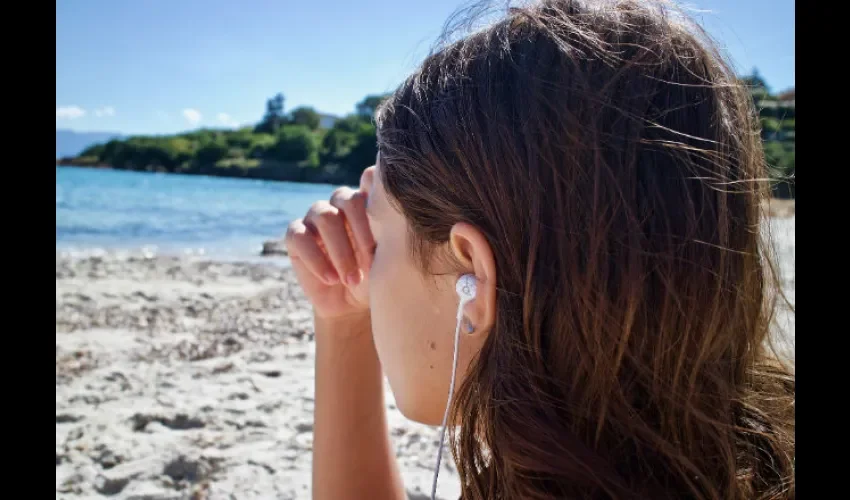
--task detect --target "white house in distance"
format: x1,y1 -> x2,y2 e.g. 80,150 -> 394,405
319,113 -> 338,129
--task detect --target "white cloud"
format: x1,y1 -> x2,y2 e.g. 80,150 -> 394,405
94,106 -> 116,117
56,106 -> 86,120
182,108 -> 202,126
217,112 -> 239,127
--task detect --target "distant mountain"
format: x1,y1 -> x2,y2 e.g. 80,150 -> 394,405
56,129 -> 123,158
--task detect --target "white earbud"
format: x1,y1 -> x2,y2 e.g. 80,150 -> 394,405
455,273 -> 477,301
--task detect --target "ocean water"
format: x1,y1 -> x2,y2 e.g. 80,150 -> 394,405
56,167 -> 341,260
55,165 -> 795,279
55,165 -> 794,350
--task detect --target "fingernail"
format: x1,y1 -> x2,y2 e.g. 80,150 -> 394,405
325,272 -> 340,285
346,271 -> 361,286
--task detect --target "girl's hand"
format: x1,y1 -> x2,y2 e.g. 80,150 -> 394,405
285,168 -> 375,320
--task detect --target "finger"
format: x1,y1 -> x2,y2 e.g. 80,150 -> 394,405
305,201 -> 361,287
285,218 -> 339,285
330,187 -> 375,271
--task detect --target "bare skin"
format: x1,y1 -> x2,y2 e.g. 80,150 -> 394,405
286,163 -> 496,498
285,166 -> 405,500
311,314 -> 405,500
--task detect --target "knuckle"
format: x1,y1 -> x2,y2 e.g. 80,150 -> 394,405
314,210 -> 339,228
284,220 -> 303,241
284,233 -> 306,254
286,219 -> 302,233
348,190 -> 366,209
330,187 -> 355,207
308,200 -> 327,215
331,186 -> 352,198
307,202 -> 338,227
290,231 -> 311,245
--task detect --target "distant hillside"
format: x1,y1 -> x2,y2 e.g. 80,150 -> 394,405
55,92 -> 387,186
56,130 -> 122,158
56,79 -> 794,198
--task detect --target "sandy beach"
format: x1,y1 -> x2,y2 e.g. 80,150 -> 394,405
56,254 -> 460,500
56,216 -> 794,499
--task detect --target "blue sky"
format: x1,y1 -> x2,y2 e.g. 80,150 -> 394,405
57,0 -> 795,135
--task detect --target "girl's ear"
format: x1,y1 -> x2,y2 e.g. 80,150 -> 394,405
449,222 -> 497,337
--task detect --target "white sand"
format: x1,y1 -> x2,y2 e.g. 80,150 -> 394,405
56,255 -> 460,499
56,216 -> 794,499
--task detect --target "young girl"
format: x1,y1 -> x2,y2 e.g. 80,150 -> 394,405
285,0 -> 795,498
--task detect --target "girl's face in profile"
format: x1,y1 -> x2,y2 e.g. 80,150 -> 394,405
364,159 -> 478,426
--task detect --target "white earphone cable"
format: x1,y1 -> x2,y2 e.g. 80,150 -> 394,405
431,296 -> 468,500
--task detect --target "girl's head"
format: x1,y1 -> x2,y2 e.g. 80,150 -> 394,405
365,0 -> 794,497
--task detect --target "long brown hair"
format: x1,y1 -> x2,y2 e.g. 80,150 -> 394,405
376,0 -> 794,498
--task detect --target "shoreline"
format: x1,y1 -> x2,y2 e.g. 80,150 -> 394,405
57,165 -> 796,210
56,161 -> 361,187
56,245 -> 293,267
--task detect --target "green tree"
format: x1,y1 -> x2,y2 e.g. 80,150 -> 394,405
162,137 -> 194,168
321,127 -> 358,164
80,143 -> 107,158
332,114 -> 373,133
741,67 -> 769,92
196,142 -> 229,166
321,114 -> 377,167
267,125 -> 319,166
343,124 -> 378,174
760,117 -> 782,140
101,139 -> 137,168
256,93 -> 286,134
225,127 -> 260,149
355,93 -> 391,119
248,134 -> 277,158
290,106 -> 321,130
